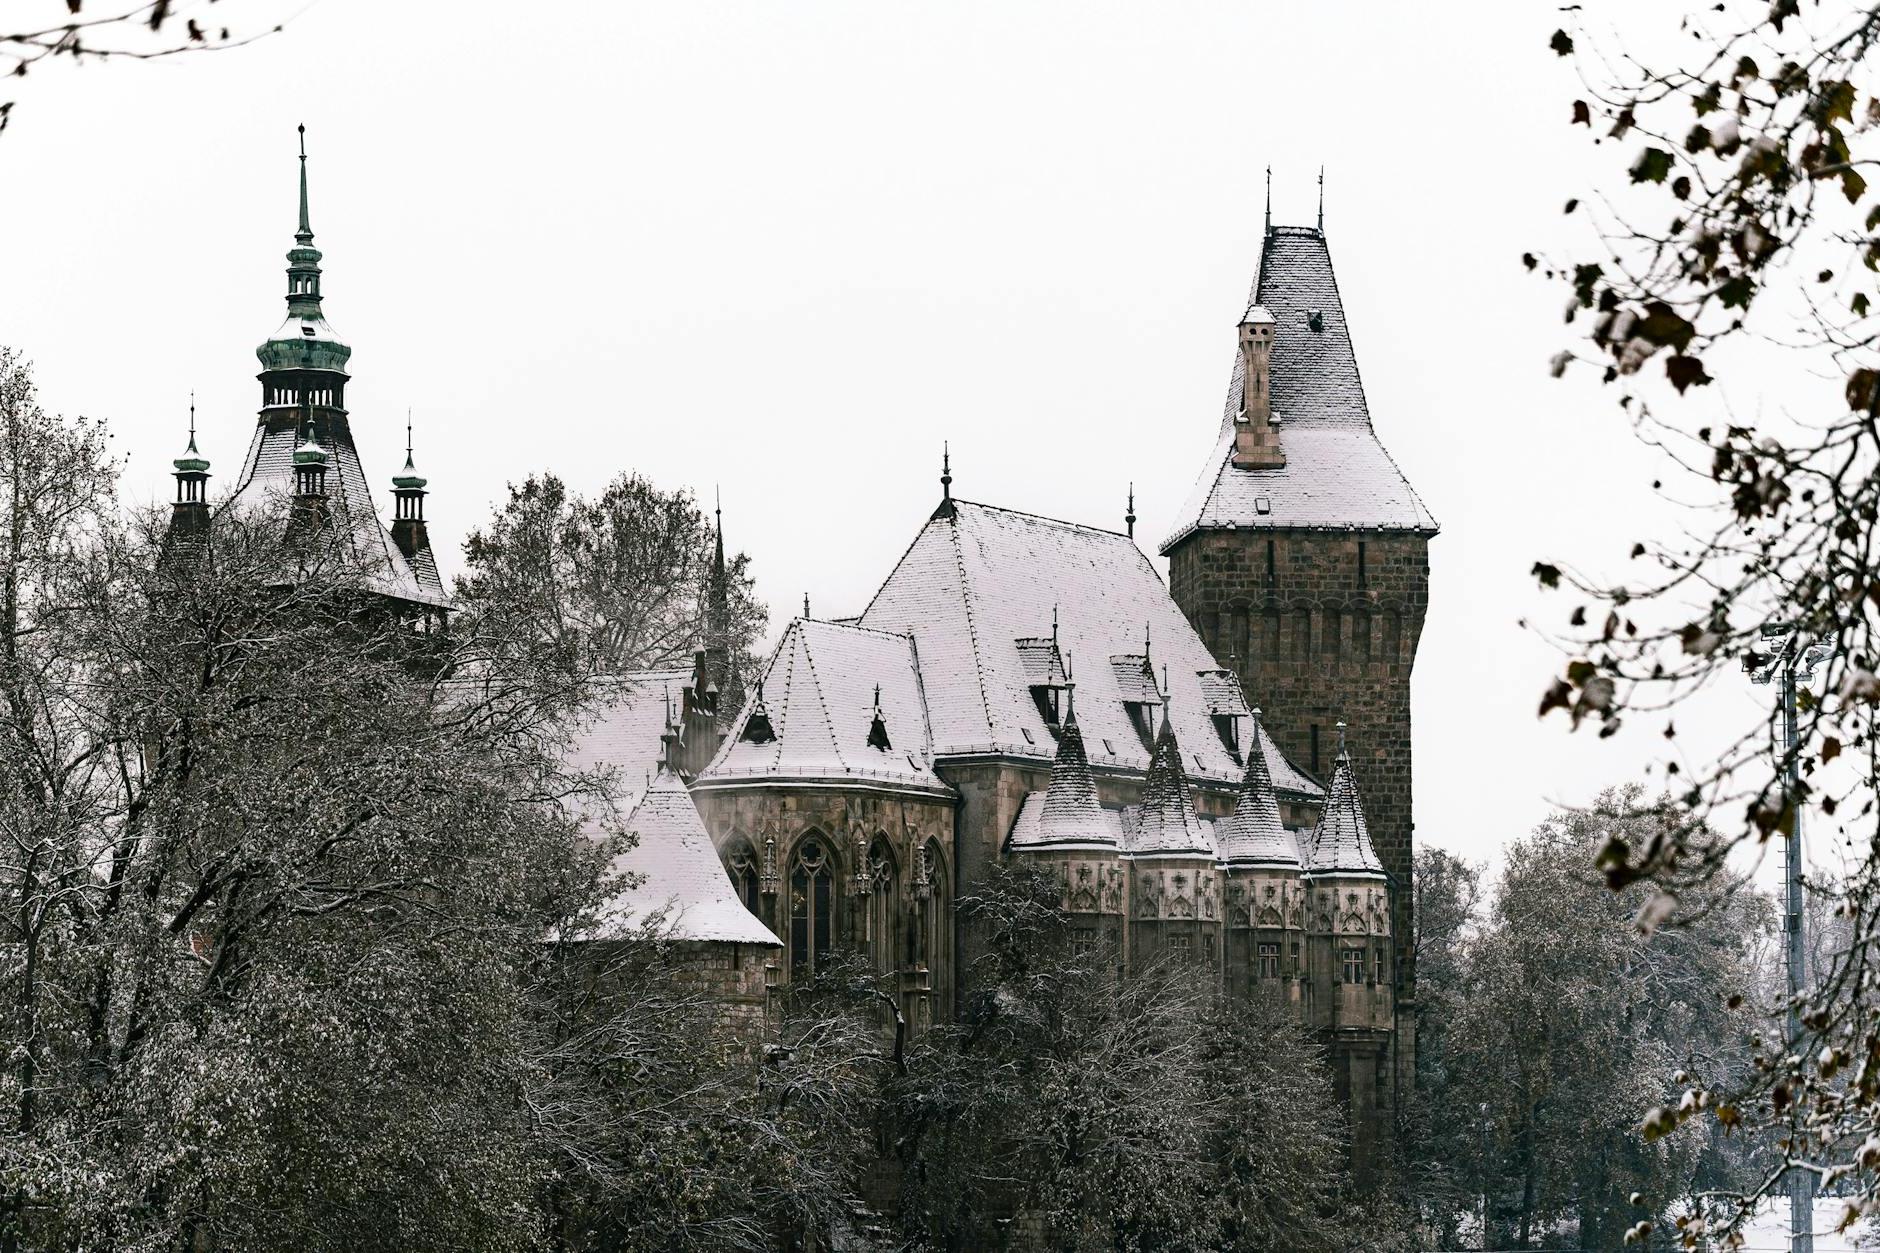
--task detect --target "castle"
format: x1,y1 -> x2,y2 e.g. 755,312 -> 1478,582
171,138 -> 1436,1171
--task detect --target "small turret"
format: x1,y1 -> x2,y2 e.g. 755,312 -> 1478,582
1304,723 -> 1384,878
170,395 -> 211,540
1130,707 -> 1214,858
1012,674 -> 1117,850
292,416 -> 329,499
389,413 -> 432,567
1217,709 -> 1296,869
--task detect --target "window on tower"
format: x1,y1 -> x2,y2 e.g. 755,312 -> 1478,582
1341,947 -> 1367,985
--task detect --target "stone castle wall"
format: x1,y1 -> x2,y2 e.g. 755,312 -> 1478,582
1165,528 -> 1428,981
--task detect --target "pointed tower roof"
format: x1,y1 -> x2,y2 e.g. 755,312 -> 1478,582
1127,711 -> 1215,858
173,394 -> 209,475
594,767 -> 781,946
392,413 -> 426,490
1216,709 -> 1299,868
1008,693 -> 1120,851
1162,221 -> 1436,549
258,125 -> 351,376
1304,725 -> 1385,877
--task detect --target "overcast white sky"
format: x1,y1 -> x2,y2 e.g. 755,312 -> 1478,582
0,0 -> 1808,871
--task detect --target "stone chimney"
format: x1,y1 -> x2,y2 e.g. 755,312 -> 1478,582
1232,306 -> 1285,470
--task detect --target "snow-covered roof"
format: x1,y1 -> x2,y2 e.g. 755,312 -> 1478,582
858,499 -> 1320,796
1006,714 -> 1119,851
698,618 -> 948,795
1214,711 -> 1298,869
564,670 -> 696,806
229,414 -> 448,607
1303,742 -> 1385,879
1125,717 -> 1216,858
1161,227 -> 1437,548
593,768 -> 781,946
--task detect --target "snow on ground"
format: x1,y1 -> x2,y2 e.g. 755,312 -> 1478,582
1732,1198 -> 1862,1252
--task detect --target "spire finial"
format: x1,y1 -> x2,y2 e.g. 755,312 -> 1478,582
1125,482 -> 1136,539
187,390 -> 197,453
405,407 -> 413,462
941,441 -> 952,501
1051,604 -> 1059,649
1317,165 -> 1325,232
803,593 -> 811,620
1335,719 -> 1348,759
1064,651 -> 1077,723
296,124 -> 313,245
1264,165 -> 1272,236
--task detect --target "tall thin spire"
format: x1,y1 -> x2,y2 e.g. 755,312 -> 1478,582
941,442 -> 952,500
1264,165 -> 1272,236
1317,165 -> 1325,232
296,123 -> 313,245
1125,482 -> 1136,539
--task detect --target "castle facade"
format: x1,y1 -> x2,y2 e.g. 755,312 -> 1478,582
175,138 -> 1436,1172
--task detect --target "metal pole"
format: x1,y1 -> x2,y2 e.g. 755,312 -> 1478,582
1781,660 -> 1814,1253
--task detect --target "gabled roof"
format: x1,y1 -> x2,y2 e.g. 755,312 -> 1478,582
858,499 -> 1320,797
230,417 -> 448,608
1303,741 -> 1385,878
1125,717 -> 1216,858
698,618 -> 948,794
1162,226 -> 1437,549
1215,711 -> 1298,869
593,768 -> 781,946
1007,713 -> 1119,851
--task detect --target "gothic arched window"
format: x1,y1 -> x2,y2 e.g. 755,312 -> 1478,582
789,837 -> 835,980
922,840 -> 950,1008
725,838 -> 762,918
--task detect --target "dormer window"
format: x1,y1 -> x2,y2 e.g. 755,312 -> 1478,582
1015,635 -> 1068,734
1124,701 -> 1157,753
866,684 -> 892,751
740,682 -> 776,744
1212,712 -> 1242,761
1196,668 -> 1250,764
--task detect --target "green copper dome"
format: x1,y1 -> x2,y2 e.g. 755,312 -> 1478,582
173,431 -> 209,475
392,452 -> 427,491
293,432 -> 329,466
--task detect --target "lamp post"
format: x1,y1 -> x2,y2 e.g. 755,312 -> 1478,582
1745,624 -> 1832,1253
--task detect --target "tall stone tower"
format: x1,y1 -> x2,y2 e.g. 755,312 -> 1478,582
1161,218 -> 1436,1114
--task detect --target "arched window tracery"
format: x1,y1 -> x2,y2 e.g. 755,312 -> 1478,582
723,836 -> 762,918
789,834 -> 836,980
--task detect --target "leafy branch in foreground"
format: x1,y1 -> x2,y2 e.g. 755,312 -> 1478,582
1539,2 -> 1880,1241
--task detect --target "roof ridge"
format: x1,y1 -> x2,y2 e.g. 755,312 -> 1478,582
791,619 -> 850,774
951,498 -> 1132,540
799,616 -> 918,644
941,510 -> 1000,746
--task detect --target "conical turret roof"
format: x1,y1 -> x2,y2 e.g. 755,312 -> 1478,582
1009,703 -> 1118,850
1304,729 -> 1384,877
1128,712 -> 1215,857
1216,710 -> 1298,868
595,767 -> 782,946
